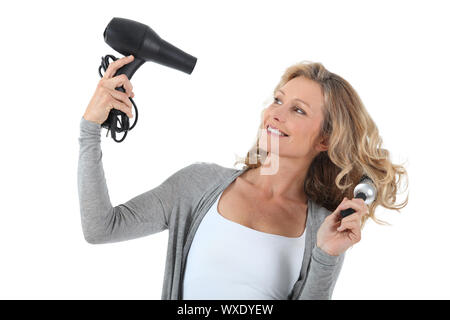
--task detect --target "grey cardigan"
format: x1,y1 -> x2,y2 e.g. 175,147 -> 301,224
77,116 -> 345,300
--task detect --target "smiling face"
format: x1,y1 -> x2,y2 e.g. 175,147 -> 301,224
259,76 -> 328,160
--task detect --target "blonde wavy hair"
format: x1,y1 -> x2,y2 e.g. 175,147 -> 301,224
234,61 -> 409,227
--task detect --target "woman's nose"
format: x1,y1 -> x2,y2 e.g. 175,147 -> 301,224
272,107 -> 288,122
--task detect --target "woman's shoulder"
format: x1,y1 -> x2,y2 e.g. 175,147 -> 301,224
192,161 -> 241,175
171,161 -> 242,186
309,199 -> 334,227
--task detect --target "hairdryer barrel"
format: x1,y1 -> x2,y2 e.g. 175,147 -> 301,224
103,17 -> 197,79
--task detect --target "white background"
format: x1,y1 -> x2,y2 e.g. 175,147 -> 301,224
1,0 -> 448,299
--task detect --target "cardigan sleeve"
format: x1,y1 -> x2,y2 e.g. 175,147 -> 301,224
297,246 -> 346,299
77,116 -> 196,244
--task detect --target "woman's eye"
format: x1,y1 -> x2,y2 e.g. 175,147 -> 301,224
294,107 -> 305,115
273,97 -> 282,104
273,97 -> 306,115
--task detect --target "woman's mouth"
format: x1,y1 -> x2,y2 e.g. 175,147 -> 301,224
266,124 -> 289,137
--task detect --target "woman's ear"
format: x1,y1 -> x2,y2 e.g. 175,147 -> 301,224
315,135 -> 329,152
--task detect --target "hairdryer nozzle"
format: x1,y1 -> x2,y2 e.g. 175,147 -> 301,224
157,39 -> 197,74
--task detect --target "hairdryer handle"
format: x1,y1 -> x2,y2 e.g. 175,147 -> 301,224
100,85 -> 132,134
114,57 -> 145,80
340,192 -> 367,218
104,57 -> 144,132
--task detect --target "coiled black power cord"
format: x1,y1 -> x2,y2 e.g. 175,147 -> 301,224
98,54 -> 138,143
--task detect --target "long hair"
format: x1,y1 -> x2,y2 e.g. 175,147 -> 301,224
234,61 -> 409,227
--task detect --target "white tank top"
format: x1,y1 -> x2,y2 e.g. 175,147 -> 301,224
182,190 -> 307,300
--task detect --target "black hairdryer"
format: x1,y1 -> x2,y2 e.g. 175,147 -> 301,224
340,175 -> 377,218
98,17 -> 197,142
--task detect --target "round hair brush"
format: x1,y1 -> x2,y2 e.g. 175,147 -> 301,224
340,175 -> 377,218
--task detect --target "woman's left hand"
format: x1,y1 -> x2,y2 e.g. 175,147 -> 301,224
316,197 -> 369,256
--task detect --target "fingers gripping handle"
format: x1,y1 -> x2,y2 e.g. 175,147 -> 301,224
340,193 -> 367,218
101,85 -> 139,143
99,56 -> 143,142
115,57 -> 145,81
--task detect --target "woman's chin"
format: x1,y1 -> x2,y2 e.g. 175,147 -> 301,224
258,143 -> 286,155
258,148 -> 286,159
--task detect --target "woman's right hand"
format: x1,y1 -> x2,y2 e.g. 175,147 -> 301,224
83,55 -> 136,125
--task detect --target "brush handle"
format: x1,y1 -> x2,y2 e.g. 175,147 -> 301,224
340,192 -> 367,218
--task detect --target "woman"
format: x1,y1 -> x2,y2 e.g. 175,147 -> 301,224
78,55 -> 408,300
